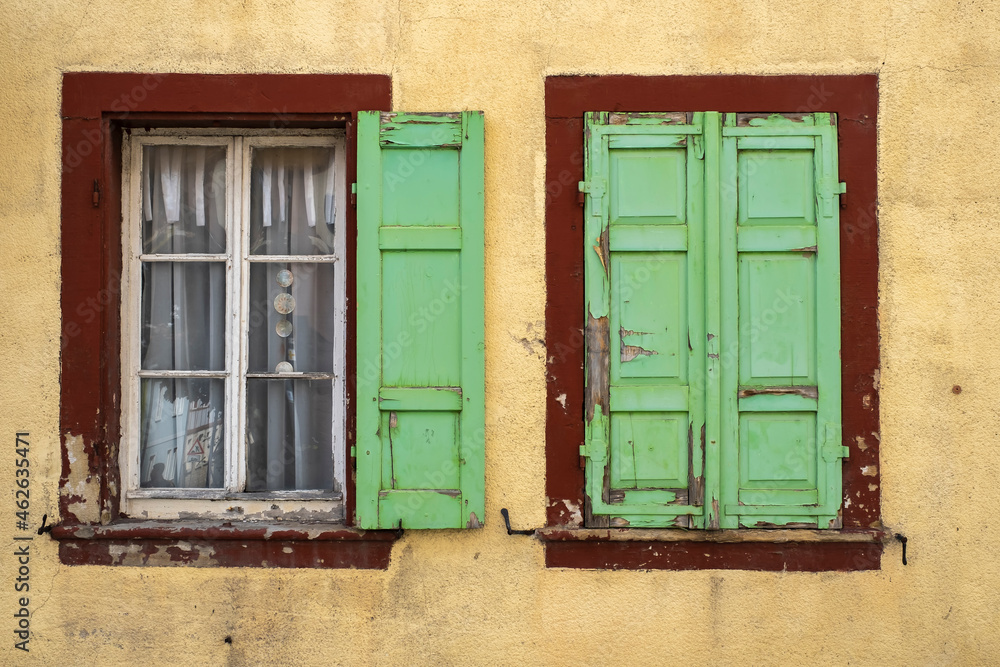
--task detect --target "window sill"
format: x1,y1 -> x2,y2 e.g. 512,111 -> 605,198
536,526 -> 885,571
537,527 -> 883,543
51,520 -> 399,569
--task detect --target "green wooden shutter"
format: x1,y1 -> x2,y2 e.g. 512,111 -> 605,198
718,113 -> 846,529
582,112 -> 845,530
582,112 -> 708,528
356,111 -> 485,529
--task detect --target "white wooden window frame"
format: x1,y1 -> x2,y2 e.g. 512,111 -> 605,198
120,128 -> 348,521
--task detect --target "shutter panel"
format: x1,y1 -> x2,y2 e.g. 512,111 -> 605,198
718,113 -> 845,529
356,111 -> 485,529
582,112 -> 707,528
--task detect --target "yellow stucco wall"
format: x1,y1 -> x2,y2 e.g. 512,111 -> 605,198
1,0 -> 998,664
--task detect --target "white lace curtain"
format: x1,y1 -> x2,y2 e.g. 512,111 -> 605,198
140,145 -> 227,488
138,144 -> 337,492
247,147 -> 337,492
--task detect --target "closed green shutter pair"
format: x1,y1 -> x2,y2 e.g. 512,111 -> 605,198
356,111 -> 485,529
581,112 -> 847,529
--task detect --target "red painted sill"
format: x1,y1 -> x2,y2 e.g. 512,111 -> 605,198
51,521 -> 398,569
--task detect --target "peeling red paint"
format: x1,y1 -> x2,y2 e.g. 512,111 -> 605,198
52,522 -> 396,568
165,545 -> 205,564
52,522 -> 398,542
59,538 -> 392,569
546,498 -> 581,525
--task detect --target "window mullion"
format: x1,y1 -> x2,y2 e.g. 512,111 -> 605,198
229,135 -> 246,494
703,112 -> 724,530
718,113 -> 741,530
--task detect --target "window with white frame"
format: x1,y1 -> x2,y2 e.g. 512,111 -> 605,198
120,129 -> 347,519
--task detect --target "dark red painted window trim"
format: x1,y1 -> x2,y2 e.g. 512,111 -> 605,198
542,75 -> 883,571
58,72 -> 396,568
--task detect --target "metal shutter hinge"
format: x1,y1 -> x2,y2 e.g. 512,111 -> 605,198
578,180 -> 606,213
692,134 -> 705,159
579,433 -> 607,464
822,423 -> 849,462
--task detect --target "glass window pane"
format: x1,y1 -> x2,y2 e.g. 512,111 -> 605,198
140,378 -> 225,489
247,262 -> 335,373
141,262 -> 226,371
249,146 -> 337,255
246,379 -> 334,492
141,145 -> 227,254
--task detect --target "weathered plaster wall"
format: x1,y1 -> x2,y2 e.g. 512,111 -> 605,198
1,0 -> 997,663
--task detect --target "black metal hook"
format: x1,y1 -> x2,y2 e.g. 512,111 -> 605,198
37,514 -> 53,535
895,533 -> 908,566
500,508 -> 535,536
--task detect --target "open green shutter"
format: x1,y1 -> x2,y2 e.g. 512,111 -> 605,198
582,112 -> 707,528
356,111 -> 485,529
718,113 -> 845,529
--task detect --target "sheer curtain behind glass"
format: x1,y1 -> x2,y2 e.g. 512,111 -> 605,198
139,144 -> 227,489
247,146 -> 337,492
